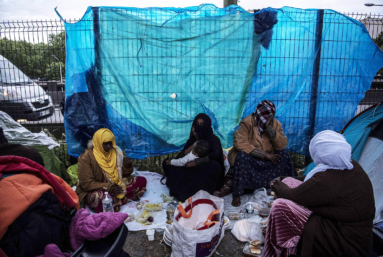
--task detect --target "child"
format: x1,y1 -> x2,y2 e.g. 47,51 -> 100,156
166,140 -> 210,166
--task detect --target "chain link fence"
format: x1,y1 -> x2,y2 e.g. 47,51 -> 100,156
0,11 -> 382,170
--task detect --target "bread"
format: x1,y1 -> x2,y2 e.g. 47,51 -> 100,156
249,245 -> 261,254
250,240 -> 262,246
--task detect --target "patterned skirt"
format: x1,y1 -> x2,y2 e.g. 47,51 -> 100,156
263,177 -> 312,257
232,149 -> 295,196
87,176 -> 147,213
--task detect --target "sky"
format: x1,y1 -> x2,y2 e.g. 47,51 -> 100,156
0,0 -> 382,21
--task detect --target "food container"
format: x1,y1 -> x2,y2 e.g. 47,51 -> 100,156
259,208 -> 270,218
262,201 -> 269,209
161,193 -> 174,203
166,206 -> 175,220
243,242 -> 263,256
145,202 -> 163,212
228,212 -> 241,220
146,229 -> 155,241
136,210 -> 151,224
223,216 -> 230,229
260,217 -> 268,236
136,202 -> 145,210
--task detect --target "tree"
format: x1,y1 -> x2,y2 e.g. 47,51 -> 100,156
0,31 -> 65,80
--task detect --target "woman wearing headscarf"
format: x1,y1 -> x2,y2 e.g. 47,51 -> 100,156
76,128 -> 147,212
225,100 -> 295,206
162,113 -> 225,202
264,130 -> 375,257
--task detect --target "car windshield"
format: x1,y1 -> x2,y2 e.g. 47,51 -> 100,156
0,55 -> 31,85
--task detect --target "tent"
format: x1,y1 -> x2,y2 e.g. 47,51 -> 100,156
304,103 -> 383,225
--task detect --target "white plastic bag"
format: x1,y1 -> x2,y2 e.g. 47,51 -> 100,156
231,216 -> 264,242
253,188 -> 269,203
171,190 -> 225,257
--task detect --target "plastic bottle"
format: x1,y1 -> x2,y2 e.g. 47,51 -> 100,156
102,192 -> 114,212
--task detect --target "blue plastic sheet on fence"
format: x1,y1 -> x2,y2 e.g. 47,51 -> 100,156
56,5 -> 383,159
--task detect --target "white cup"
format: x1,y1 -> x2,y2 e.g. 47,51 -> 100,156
146,229 -> 155,241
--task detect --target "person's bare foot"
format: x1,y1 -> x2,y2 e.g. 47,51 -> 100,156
231,196 -> 241,207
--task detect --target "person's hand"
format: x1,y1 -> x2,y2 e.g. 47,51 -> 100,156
123,157 -> 132,167
192,126 -> 198,139
265,153 -> 281,164
111,185 -> 124,195
269,177 -> 280,187
265,114 -> 274,129
185,161 -> 196,167
166,159 -> 171,165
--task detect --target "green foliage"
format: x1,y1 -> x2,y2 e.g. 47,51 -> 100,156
42,128 -> 71,167
0,32 -> 65,80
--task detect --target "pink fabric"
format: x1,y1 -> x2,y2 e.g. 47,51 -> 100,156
36,244 -> 72,257
69,208 -> 128,251
264,178 -> 312,257
87,176 -> 147,213
0,248 -> 8,257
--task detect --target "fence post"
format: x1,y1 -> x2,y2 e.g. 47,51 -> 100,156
92,7 -> 101,78
305,9 -> 324,165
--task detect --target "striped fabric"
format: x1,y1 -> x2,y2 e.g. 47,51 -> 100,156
264,177 -> 312,257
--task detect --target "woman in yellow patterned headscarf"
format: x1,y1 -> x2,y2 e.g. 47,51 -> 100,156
92,128 -> 121,185
76,128 -> 147,213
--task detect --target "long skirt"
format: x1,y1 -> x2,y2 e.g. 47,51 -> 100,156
87,176 -> 147,213
162,160 -> 224,202
263,177 -> 312,257
232,150 -> 295,196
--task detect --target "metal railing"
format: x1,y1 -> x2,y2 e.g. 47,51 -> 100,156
0,11 -> 382,168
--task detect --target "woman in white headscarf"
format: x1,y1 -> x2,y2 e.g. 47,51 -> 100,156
263,130 -> 375,257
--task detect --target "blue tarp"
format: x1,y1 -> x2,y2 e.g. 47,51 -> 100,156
304,104 -> 383,174
57,5 -> 383,159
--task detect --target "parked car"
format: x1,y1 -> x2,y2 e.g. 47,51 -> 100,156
0,55 -> 54,121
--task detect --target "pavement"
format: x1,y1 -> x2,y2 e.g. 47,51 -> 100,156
123,230 -> 246,257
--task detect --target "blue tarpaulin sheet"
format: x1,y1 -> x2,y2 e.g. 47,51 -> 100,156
56,5 -> 383,159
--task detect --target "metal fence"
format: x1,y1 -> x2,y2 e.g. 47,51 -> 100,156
0,10 -> 382,167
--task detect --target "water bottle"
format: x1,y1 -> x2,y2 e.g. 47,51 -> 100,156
102,192 -> 114,212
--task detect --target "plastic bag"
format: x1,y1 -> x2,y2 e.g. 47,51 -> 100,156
67,164 -> 78,186
171,190 -> 225,257
231,216 -> 264,242
253,188 -> 269,204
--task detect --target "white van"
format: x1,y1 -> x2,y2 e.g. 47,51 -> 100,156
0,55 -> 54,121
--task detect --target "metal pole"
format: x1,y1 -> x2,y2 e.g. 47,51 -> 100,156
306,9 -> 324,166
51,54 -> 63,83
364,3 -> 383,6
